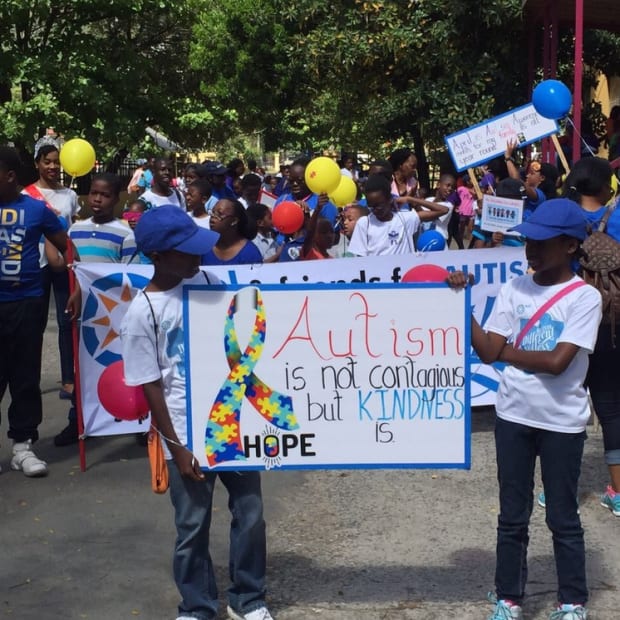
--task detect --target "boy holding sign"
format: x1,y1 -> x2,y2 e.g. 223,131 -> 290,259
120,206 -> 275,620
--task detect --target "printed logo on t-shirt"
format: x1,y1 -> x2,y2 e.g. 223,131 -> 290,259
0,207 -> 26,285
388,230 -> 400,245
287,246 -> 301,260
519,313 -> 563,351
166,326 -> 186,378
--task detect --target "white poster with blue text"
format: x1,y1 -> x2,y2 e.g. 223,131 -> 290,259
445,103 -> 558,172
184,283 -> 470,470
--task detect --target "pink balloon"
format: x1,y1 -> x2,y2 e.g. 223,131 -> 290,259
97,360 -> 149,421
402,264 -> 450,283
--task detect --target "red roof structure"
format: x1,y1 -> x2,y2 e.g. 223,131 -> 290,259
522,0 -> 620,163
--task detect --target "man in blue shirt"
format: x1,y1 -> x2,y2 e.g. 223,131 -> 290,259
205,161 -> 237,201
0,147 -> 68,476
275,157 -> 339,226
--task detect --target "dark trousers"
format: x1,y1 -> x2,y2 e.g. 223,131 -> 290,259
494,417 -> 587,606
42,266 -> 74,385
0,297 -> 46,443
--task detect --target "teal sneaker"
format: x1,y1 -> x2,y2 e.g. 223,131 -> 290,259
537,491 -> 579,514
487,593 -> 523,619
549,603 -> 588,619
600,486 -> 620,516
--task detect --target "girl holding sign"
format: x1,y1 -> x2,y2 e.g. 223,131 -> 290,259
448,199 -> 601,620
505,139 -> 559,219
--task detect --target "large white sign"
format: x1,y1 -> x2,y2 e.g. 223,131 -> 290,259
445,103 -> 558,172
184,283 -> 470,470
74,246 -> 527,438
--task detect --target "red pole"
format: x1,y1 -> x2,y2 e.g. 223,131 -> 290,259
67,241 -> 87,471
548,0 -> 559,164
541,3 -> 552,162
573,0 -> 584,164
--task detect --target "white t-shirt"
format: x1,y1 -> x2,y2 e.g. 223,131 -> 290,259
140,188 -> 185,210
252,231 -> 280,260
485,274 -> 601,433
347,211 -> 420,256
420,197 -> 453,240
191,214 -> 211,229
120,271 -> 215,458
24,185 -> 80,268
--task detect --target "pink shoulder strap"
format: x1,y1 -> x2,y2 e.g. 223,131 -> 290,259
514,279 -> 587,349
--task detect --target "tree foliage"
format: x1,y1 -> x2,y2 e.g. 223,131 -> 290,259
1,0 -> 619,169
0,0 -> 203,156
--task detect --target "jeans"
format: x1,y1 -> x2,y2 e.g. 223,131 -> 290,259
168,462 -> 267,620
589,391 -> 620,465
0,297 -> 46,443
42,266 -> 74,385
587,328 -> 620,465
494,417 -> 587,606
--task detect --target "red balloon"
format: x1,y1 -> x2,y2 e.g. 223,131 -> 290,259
272,201 -> 305,234
97,360 -> 150,421
402,264 -> 450,283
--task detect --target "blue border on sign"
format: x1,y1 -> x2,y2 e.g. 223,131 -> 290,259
444,103 -> 559,173
183,281 -> 471,471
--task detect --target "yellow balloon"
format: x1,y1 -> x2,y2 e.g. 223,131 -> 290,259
610,173 -> 619,205
305,157 -> 341,194
59,138 -> 96,177
328,175 -> 357,207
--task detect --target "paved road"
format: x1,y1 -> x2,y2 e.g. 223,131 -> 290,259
1,316 -> 618,620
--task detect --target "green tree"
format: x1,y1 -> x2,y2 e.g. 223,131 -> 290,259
0,0 -> 210,160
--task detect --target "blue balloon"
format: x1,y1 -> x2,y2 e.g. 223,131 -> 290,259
417,229 -> 446,252
532,80 -> 572,120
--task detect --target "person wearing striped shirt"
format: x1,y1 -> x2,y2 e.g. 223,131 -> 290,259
55,173 -> 137,447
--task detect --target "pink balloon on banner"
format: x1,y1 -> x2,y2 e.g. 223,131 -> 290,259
97,360 -> 149,421
402,264 -> 450,283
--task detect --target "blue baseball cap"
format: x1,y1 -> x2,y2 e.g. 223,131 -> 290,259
508,198 -> 587,241
135,205 -> 219,255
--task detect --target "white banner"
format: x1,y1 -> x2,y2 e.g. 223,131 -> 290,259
75,246 -> 527,438
185,284 -> 470,470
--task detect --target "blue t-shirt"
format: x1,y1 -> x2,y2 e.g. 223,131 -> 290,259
582,205 -> 620,242
1,194 -> 64,301
137,169 -> 153,190
276,193 -> 338,227
278,236 -> 305,262
201,240 -> 263,266
523,188 -> 545,220
211,185 -> 237,202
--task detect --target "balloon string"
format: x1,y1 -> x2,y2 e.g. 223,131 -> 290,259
566,117 -> 596,157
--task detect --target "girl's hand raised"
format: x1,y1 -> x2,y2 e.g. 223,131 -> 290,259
446,270 -> 474,289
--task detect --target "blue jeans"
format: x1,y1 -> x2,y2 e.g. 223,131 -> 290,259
168,462 -> 267,620
589,391 -> 620,465
587,328 -> 620,465
42,266 -> 74,385
494,417 -> 587,606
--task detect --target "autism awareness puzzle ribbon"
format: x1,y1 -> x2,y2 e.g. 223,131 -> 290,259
205,288 -> 299,466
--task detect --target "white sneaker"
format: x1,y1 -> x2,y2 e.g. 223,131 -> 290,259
10,440 -> 48,477
227,605 -> 274,620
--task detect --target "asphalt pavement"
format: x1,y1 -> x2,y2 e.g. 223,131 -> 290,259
1,311 -> 618,620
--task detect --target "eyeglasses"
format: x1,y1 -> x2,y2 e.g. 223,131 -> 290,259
210,212 -> 234,221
